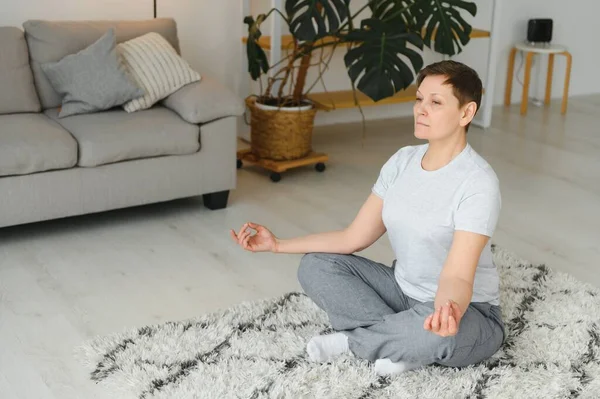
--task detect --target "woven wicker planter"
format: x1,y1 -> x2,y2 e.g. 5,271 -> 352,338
246,96 -> 317,161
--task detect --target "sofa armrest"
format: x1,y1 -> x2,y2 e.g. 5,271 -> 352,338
161,75 -> 244,124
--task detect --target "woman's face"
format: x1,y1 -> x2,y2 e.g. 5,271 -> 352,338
413,75 -> 475,141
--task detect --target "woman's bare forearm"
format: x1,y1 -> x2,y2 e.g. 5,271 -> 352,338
435,276 -> 473,315
274,230 -> 354,254
271,194 -> 386,255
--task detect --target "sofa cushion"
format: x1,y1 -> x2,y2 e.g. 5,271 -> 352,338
23,18 -> 179,110
119,32 -> 200,113
162,75 -> 244,124
0,27 -> 41,114
44,106 -> 200,167
41,28 -> 144,118
0,114 -> 77,177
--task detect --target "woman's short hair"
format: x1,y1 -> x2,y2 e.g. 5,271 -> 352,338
416,60 -> 482,131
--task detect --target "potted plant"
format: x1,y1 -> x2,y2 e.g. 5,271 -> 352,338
243,0 -> 477,161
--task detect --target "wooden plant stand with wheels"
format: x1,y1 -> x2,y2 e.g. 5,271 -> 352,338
236,148 -> 328,182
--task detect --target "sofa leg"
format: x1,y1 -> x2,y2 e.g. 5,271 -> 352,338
203,190 -> 230,210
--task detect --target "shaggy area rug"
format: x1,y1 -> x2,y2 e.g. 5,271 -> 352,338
77,246 -> 600,398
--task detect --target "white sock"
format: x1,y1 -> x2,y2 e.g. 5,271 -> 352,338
306,333 -> 350,363
374,358 -> 422,376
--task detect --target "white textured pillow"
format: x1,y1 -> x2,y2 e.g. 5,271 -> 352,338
118,32 -> 200,113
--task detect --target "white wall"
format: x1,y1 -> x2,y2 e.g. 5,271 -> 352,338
2,0 -> 597,127
487,0 -> 598,106
0,0 -> 242,96
0,0 -> 152,26
157,1 -> 243,95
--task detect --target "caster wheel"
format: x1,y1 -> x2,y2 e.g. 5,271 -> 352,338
315,162 -> 326,172
270,172 -> 282,183
236,159 -> 243,169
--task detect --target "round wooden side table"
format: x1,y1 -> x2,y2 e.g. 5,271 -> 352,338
504,42 -> 572,115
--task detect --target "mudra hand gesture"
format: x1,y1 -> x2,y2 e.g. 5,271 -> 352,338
424,300 -> 464,337
230,222 -> 278,253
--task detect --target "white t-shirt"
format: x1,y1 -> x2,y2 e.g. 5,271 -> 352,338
372,143 -> 501,306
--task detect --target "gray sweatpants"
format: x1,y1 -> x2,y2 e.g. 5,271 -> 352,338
297,252 -> 505,367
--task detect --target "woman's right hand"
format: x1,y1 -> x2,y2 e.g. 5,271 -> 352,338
230,222 -> 278,253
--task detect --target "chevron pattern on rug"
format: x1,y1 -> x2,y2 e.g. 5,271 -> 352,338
77,246 -> 600,399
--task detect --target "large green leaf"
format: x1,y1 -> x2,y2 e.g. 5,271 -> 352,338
285,0 -> 350,42
369,0 -> 419,30
244,15 -> 270,80
415,0 -> 477,56
343,18 -> 423,102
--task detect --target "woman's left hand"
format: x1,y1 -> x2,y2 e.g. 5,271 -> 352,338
423,300 -> 464,337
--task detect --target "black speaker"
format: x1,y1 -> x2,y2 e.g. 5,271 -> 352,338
527,19 -> 553,43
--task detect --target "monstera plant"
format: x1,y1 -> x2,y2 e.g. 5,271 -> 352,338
240,0 -> 478,168
244,0 -> 478,108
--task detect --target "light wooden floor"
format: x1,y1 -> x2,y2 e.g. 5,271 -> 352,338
0,97 -> 599,398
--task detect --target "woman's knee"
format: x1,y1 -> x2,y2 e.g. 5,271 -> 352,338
297,252 -> 342,290
438,325 -> 503,368
406,302 -> 460,363
412,302 -> 504,368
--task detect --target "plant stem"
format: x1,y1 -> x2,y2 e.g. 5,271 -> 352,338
261,7 -> 290,25
248,6 -> 292,79
258,2 -> 369,80
293,50 -> 312,102
337,1 -> 373,32
278,42 -> 298,99
303,42 -> 338,96
291,39 -> 338,62
290,1 -> 324,102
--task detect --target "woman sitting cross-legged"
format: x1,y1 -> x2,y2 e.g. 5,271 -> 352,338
230,60 -> 505,376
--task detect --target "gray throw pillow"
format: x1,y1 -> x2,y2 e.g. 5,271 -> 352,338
41,28 -> 144,118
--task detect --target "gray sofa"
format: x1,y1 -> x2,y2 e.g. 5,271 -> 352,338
0,18 -> 243,228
